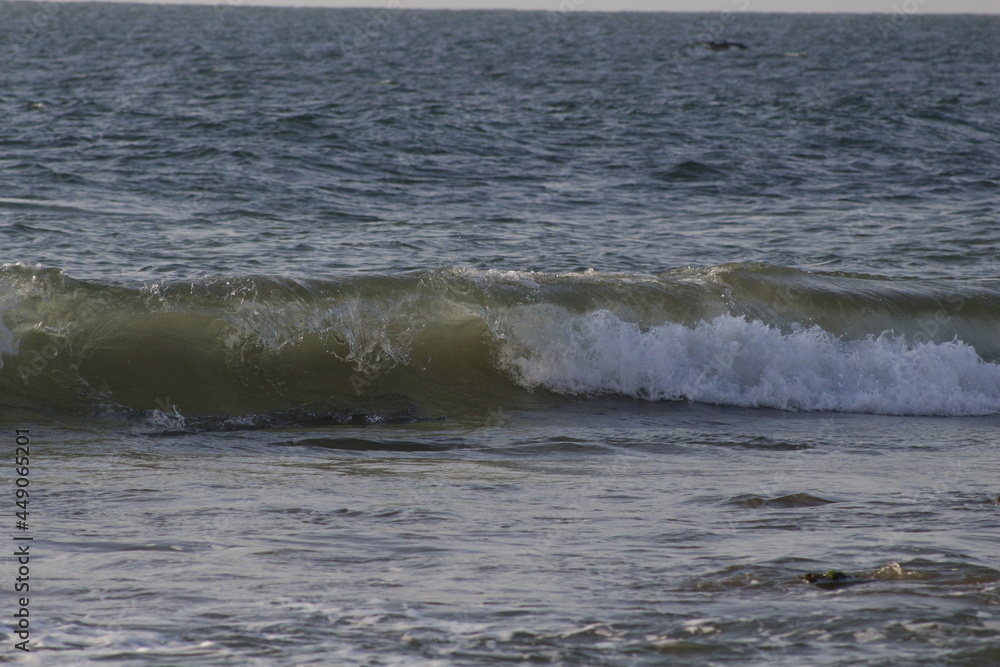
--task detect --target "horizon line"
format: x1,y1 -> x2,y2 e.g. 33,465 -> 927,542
14,0 -> 999,13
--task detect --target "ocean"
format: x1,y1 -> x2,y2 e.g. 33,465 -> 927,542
1,2 -> 999,664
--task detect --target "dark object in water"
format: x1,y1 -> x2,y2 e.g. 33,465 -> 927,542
703,41 -> 748,51
802,570 -> 870,590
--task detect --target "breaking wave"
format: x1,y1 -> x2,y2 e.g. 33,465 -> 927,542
2,262 -> 1000,418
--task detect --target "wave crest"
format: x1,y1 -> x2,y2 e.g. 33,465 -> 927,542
493,309 -> 1000,416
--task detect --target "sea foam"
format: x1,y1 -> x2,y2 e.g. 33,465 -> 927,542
494,309 -> 1000,416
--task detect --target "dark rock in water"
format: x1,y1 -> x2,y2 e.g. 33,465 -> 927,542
802,570 -> 870,590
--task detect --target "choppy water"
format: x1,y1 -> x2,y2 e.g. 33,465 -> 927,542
1,4 -> 999,665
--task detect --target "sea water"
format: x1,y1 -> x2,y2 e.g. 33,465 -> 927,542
1,4 -> 998,665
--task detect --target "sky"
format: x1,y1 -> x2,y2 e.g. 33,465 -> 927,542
67,0 -> 1000,13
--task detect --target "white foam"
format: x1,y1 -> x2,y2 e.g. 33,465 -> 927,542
493,309 -> 1000,416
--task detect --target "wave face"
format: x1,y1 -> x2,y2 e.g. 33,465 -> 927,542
3,263 -> 1000,419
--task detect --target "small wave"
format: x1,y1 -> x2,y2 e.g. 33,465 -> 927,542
272,437 -> 450,452
654,160 -> 727,182
725,493 -> 837,508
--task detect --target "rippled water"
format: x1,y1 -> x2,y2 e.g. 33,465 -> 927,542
3,5 -> 999,280
29,407 -> 1000,666
1,4 -> 999,665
